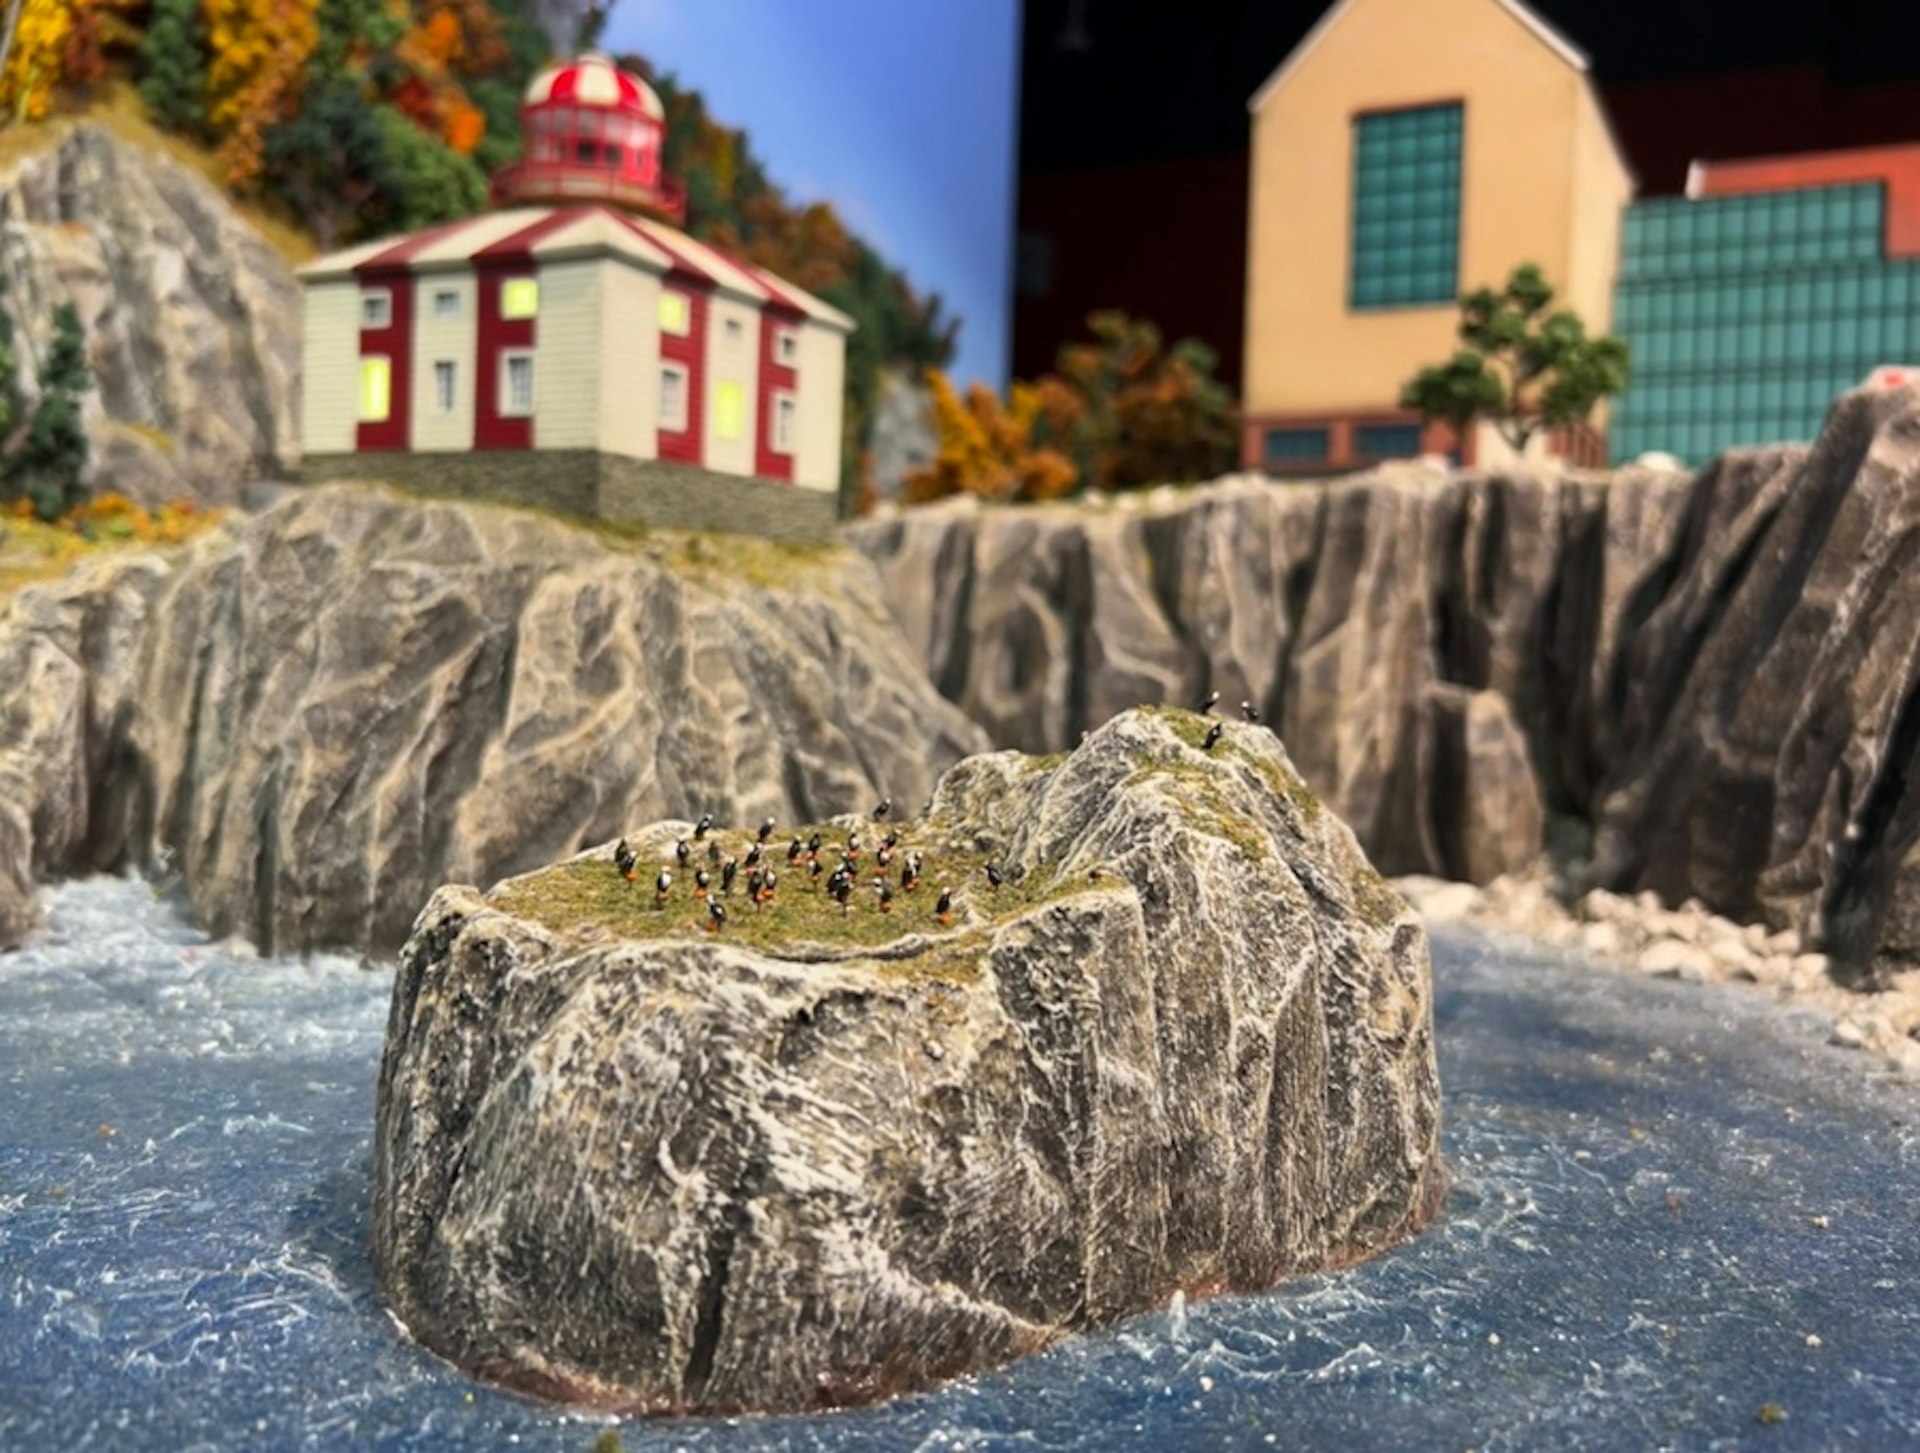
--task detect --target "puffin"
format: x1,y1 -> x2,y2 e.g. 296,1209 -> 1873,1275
758,816 -> 776,844
706,898 -> 727,933
746,867 -> 765,904
693,868 -> 711,900
694,813 -> 713,840
806,830 -> 823,863
873,798 -> 892,822
654,867 -> 673,908
875,843 -> 895,874
882,828 -> 900,851
846,829 -> 862,861
832,873 -> 854,914
900,852 -> 921,893
721,857 -> 738,896
755,867 -> 778,906
706,838 -> 723,868
1202,722 -> 1223,751
808,856 -> 825,889
985,861 -> 1003,894
1199,689 -> 1219,714
613,838 -> 637,882
934,887 -> 954,926
675,838 -> 692,869
786,837 -> 804,866
1240,700 -> 1261,723
744,841 -> 764,871
876,882 -> 894,913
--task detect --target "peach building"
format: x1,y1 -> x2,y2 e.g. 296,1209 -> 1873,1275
1240,0 -> 1633,473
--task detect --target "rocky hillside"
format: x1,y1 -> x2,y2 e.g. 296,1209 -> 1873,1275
0,124 -> 302,508
374,710 -> 1444,1413
850,388 -> 1920,985
0,486 -> 986,955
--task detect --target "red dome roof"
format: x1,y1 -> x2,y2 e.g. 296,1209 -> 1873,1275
523,52 -> 664,122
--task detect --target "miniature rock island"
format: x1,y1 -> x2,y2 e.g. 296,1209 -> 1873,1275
371,707 -> 1446,1415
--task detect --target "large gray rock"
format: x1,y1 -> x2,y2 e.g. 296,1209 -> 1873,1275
1589,389 -> 1920,985
848,398 -> 1920,983
372,708 -> 1446,1414
0,485 -> 987,953
0,124 -> 301,508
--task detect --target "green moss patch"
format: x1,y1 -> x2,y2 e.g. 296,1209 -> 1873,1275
488,818 -> 1082,962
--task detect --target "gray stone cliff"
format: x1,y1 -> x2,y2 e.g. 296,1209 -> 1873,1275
372,709 -> 1445,1413
848,389 -> 1920,984
0,124 -> 301,507
0,485 -> 987,954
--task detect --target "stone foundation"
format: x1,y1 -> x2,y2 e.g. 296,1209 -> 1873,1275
301,450 -> 841,541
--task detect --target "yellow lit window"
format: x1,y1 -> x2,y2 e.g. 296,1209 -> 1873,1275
713,379 -> 745,440
501,278 -> 539,320
358,357 -> 391,422
658,290 -> 691,335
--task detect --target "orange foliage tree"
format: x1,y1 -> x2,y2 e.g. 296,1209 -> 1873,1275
905,312 -> 1238,507
204,0 -> 321,184
902,371 -> 1077,506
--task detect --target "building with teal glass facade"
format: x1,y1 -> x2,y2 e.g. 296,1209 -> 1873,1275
1610,178 -> 1920,465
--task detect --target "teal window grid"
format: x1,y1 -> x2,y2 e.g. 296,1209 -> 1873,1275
1609,181 -> 1920,466
1265,427 -> 1329,463
1355,423 -> 1423,458
1350,103 -> 1462,310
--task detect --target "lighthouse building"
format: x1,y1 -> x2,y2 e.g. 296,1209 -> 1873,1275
298,53 -> 852,537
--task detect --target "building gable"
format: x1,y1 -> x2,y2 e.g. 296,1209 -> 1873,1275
1249,0 -> 1588,115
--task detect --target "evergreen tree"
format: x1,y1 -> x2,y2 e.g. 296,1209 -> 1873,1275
14,303 -> 93,521
370,104 -> 489,231
137,0 -> 207,132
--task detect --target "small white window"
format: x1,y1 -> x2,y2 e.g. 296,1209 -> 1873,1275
772,392 -> 796,453
432,289 -> 460,319
433,360 -> 456,413
500,277 -> 539,320
723,316 -> 744,344
658,290 -> 691,336
501,352 -> 534,417
775,328 -> 799,365
360,290 -> 391,329
358,357 -> 391,421
659,364 -> 688,431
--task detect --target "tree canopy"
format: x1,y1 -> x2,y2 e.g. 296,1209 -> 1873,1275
1400,263 -> 1630,454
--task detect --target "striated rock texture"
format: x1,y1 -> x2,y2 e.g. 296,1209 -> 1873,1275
372,709 -> 1445,1414
849,389 -> 1920,982
0,124 -> 301,507
0,485 -> 986,954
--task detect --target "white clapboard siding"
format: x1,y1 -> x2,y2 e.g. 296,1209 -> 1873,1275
301,279 -> 361,455
702,294 -> 760,476
532,259 -> 601,449
410,271 -> 477,452
597,259 -> 662,459
792,319 -> 846,492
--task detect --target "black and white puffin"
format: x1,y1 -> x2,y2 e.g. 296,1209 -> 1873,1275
654,867 -> 673,907
1240,700 -> 1260,723
721,857 -> 738,896
706,898 -> 727,933
694,813 -> 713,840
675,838 -> 691,869
1198,689 -> 1219,714
934,886 -> 954,926
1202,722 -> 1223,751
984,861 -> 1003,894
787,837 -> 805,865
613,838 -> 637,882
755,867 -> 778,906
758,816 -> 776,844
873,798 -> 892,822
693,868 -> 710,899
876,882 -> 893,913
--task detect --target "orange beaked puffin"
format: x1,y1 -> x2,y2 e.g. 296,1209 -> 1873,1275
693,868 -> 710,900
654,867 -> 673,908
613,838 -> 637,882
934,886 -> 954,925
707,898 -> 727,933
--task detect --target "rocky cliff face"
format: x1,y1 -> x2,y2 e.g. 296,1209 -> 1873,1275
850,389 -> 1920,984
0,124 -> 302,507
0,485 -> 987,954
372,709 -> 1445,1414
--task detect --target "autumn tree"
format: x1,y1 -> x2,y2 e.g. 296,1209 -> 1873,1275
1400,262 -> 1630,453
902,372 -> 1077,506
1,0 -> 74,122
204,0 -> 321,185
1050,311 -> 1236,489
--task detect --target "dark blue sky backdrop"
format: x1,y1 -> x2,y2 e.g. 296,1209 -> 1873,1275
605,0 -> 1020,388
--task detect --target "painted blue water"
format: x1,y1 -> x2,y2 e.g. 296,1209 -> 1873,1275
3,877 -> 1917,1452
